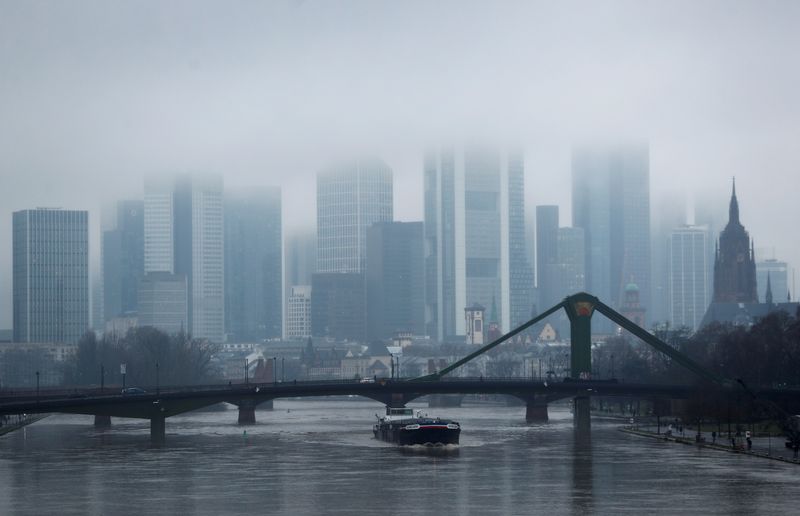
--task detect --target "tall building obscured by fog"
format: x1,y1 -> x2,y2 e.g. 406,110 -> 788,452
284,229 -> 316,338
144,175 -> 224,341
13,208 -> 89,343
102,200 -> 144,323
366,221 -> 425,340
424,147 -> 532,340
572,144 -> 651,320
316,159 -> 393,274
224,188 -> 282,342
650,193 -> 687,324
668,225 -> 710,331
756,259 -> 788,303
535,205 -> 559,308
554,227 -> 586,297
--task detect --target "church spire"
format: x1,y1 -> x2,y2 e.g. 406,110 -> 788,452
766,272 -> 774,306
729,177 -> 740,225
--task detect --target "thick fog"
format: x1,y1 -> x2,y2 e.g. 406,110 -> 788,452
1,0 -> 799,327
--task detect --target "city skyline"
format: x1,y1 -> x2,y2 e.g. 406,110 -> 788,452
1,1 -> 800,330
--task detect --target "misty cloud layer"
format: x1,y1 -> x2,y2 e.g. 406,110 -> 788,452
1,0 -> 799,326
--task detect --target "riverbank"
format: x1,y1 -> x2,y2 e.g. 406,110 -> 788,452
620,425 -> 800,465
0,414 -> 48,437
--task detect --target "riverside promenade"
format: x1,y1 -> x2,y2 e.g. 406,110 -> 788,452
622,423 -> 800,464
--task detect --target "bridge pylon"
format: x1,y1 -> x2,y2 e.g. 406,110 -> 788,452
563,293 -> 599,436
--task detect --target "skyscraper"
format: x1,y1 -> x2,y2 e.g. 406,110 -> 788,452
316,159 -> 393,274
424,146 -> 531,340
365,221 -> 425,340
572,144 -> 651,318
650,193 -> 687,323
13,208 -> 89,343
286,285 -> 312,339
554,227 -> 586,298
668,225 -> 710,330
535,205 -> 559,308
713,180 -> 757,303
144,175 -> 224,341
224,187 -> 282,342
103,200 -> 144,322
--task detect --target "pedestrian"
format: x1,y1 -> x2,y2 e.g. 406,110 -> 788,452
712,430 -> 716,444
746,437 -> 752,451
731,436 -> 736,449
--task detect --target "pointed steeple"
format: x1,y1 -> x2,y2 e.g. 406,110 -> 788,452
728,177 -> 740,225
765,272 -> 774,306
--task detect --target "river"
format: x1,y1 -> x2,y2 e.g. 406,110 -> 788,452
0,400 -> 798,515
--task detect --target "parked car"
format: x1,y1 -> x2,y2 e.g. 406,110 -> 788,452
121,387 -> 147,395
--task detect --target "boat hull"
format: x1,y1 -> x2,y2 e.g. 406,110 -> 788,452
373,420 -> 460,446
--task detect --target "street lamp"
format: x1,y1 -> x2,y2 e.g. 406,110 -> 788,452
281,357 -> 285,383
35,371 -> 40,401
273,357 -> 277,385
156,362 -> 160,395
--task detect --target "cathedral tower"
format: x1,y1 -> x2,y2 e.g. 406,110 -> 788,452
712,179 -> 757,303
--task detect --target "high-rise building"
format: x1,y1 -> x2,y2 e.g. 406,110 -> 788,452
756,259 -> 788,303
13,208 -> 89,343
508,156 -> 534,329
650,193 -> 687,323
316,159 -> 393,274
284,229 -> 316,338
668,225 -> 710,330
572,144 -> 651,319
535,205 -> 559,308
103,200 -> 144,322
366,221 -> 425,340
137,272 -> 188,335
713,180 -> 757,303
286,285 -> 312,339
224,188 -> 282,342
310,273 -> 366,342
554,227 -> 586,299
424,146 -> 531,340
144,175 -> 224,341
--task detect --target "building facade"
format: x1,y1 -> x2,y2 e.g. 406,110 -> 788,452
103,200 -> 144,322
316,159 -> 393,274
144,175 -> 224,341
572,144 -> 651,320
668,225 -> 710,330
13,208 -> 89,343
424,146 -> 531,340
137,272 -> 189,335
224,188 -> 282,342
310,273 -> 366,342
286,285 -> 312,339
365,221 -> 425,340
536,205 -> 559,308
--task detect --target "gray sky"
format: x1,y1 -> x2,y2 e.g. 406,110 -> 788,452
1,0 -> 799,327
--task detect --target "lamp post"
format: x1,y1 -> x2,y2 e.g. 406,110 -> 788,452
35,371 -> 40,401
281,357 -> 285,383
156,362 -> 160,395
245,359 -> 249,385
273,357 -> 277,385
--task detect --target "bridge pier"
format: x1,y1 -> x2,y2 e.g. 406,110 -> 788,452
574,396 -> 591,440
150,416 -> 166,444
238,400 -> 256,425
525,395 -> 549,423
94,415 -> 111,428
